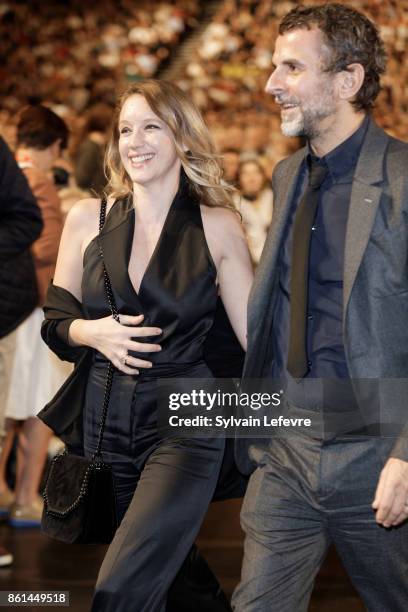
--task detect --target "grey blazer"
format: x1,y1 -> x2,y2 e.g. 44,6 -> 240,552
236,119 -> 408,474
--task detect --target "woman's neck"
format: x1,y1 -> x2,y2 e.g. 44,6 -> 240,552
131,173 -> 180,223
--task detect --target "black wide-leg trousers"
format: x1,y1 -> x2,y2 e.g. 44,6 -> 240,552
84,365 -> 229,612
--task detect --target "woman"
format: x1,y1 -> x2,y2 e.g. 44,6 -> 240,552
0,105 -> 72,527
235,159 -> 273,265
40,80 -> 253,611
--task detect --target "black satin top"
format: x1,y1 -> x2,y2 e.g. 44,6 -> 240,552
81,178 -> 218,375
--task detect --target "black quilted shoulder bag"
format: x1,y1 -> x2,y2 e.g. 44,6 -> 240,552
41,197 -> 119,544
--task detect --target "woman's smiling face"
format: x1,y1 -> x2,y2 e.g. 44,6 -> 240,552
118,94 -> 181,187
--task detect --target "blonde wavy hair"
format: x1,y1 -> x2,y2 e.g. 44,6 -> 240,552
104,80 -> 235,209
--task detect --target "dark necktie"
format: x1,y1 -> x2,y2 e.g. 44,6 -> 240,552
287,157 -> 328,379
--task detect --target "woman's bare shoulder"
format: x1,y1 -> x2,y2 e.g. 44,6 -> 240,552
200,204 -> 244,241
65,196 -> 117,232
65,197 -> 100,227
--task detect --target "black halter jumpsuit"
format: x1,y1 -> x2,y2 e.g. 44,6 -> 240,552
82,180 -> 227,612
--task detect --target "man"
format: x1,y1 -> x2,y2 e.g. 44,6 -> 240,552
222,148 -> 241,186
0,135 -> 43,565
233,4 -> 408,611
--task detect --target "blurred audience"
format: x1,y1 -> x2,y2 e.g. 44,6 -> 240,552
178,0 -> 407,151
0,105 -> 73,528
0,0 -> 200,115
234,158 -> 273,264
74,103 -> 113,196
0,0 -> 406,183
222,148 -> 241,185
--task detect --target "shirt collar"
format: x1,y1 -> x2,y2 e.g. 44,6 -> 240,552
307,114 -> 370,182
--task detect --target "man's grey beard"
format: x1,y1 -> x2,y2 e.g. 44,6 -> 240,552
281,107 -> 331,140
279,86 -> 337,140
281,114 -> 306,137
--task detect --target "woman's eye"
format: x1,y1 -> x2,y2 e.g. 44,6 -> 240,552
119,127 -> 130,135
145,124 -> 160,130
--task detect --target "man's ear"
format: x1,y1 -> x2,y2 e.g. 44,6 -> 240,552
338,63 -> 365,102
50,139 -> 62,158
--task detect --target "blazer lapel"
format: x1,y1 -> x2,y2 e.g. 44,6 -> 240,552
248,147 -> 306,337
343,120 -> 389,321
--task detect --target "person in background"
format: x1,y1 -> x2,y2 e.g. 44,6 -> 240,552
0,105 -> 72,528
52,165 -> 90,218
235,159 -> 273,265
74,103 -> 113,195
222,148 -> 241,186
0,135 -> 43,564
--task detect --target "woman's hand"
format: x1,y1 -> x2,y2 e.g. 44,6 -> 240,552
69,314 -> 162,374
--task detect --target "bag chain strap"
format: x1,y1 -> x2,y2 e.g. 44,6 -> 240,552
42,197 -> 117,516
93,196 -> 120,460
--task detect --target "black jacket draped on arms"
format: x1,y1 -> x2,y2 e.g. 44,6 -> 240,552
39,282 -> 93,454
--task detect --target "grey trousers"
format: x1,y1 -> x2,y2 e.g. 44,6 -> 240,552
232,404 -> 408,612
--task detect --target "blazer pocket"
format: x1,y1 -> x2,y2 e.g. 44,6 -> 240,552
365,224 -> 408,297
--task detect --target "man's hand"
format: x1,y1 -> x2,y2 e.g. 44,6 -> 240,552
372,457 -> 408,527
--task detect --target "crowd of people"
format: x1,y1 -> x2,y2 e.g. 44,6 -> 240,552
176,0 -> 407,167
1,0 -> 405,262
1,1 -> 406,144
0,0 -> 200,115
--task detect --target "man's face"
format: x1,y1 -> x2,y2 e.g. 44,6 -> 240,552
222,151 -> 240,182
239,162 -> 265,196
265,27 -> 339,140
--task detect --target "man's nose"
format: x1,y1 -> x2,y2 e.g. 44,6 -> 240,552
265,70 -> 284,96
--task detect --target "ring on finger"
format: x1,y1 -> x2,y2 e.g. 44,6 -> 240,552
121,353 -> 128,366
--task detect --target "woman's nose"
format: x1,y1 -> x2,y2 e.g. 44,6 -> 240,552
129,128 -> 145,148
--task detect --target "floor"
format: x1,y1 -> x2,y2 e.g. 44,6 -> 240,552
0,499 -> 365,612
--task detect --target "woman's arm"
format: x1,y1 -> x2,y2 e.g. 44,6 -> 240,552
201,206 -> 254,351
53,197 -> 97,300
51,198 -> 162,373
